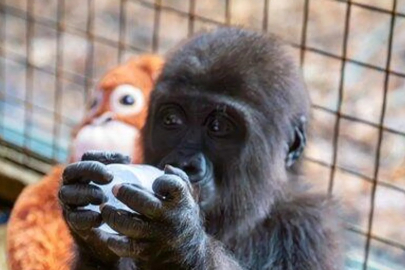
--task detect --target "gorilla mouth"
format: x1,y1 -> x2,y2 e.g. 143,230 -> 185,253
189,170 -> 213,185
157,158 -> 214,185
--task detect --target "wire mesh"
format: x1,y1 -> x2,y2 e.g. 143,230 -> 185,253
0,0 -> 404,268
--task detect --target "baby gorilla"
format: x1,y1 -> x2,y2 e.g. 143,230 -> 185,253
59,27 -> 341,270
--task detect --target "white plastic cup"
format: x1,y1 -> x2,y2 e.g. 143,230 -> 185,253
84,164 -> 164,233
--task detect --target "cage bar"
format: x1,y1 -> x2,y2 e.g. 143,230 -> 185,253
0,0 -> 403,268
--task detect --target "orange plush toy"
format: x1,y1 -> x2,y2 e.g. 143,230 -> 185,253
6,55 -> 164,270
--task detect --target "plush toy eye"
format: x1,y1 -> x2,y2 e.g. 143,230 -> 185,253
88,91 -> 103,115
90,99 -> 98,109
120,95 -> 135,105
110,84 -> 145,115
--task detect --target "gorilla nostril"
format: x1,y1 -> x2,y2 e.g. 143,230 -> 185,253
182,161 -> 207,183
183,165 -> 201,176
161,153 -> 207,181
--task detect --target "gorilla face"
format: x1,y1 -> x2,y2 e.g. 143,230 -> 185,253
145,92 -> 250,208
143,27 -> 310,231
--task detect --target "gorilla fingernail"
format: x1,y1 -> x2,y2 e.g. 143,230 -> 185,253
112,184 -> 122,196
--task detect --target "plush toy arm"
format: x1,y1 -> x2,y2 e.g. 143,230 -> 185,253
7,166 -> 73,270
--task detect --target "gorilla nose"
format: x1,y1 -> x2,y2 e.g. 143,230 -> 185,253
181,160 -> 205,179
172,153 -> 207,182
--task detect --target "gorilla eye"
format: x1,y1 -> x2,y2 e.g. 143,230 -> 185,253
208,117 -> 234,137
158,105 -> 186,130
163,113 -> 183,127
120,95 -> 135,105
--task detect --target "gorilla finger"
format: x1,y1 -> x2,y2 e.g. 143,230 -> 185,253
81,151 -> 131,165
152,175 -> 190,203
59,184 -> 107,206
113,183 -> 163,218
107,235 -> 141,258
100,204 -> 151,238
91,228 -> 110,244
66,210 -> 102,231
164,165 -> 193,193
63,161 -> 113,185
164,165 -> 190,182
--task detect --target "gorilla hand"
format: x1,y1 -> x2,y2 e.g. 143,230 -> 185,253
58,151 -> 131,269
101,165 -> 208,269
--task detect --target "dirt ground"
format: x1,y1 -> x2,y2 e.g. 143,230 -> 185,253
0,225 -> 8,270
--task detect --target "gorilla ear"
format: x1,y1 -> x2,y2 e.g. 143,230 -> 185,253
286,116 -> 307,167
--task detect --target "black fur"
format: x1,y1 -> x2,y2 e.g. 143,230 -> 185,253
60,27 -> 342,270
143,27 -> 341,269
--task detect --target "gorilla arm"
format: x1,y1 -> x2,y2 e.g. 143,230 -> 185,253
253,194 -> 342,270
60,155 -> 242,270
61,160 -> 340,270
94,164 -> 242,270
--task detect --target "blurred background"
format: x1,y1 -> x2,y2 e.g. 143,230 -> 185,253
0,0 -> 404,269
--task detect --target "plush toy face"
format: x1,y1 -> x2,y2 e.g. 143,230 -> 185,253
71,55 -> 164,162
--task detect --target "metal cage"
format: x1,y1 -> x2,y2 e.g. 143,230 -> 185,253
0,0 -> 404,269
